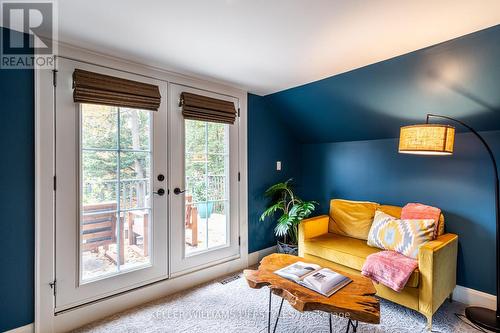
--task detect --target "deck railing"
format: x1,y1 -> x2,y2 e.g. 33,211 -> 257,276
84,175 -> 226,213
83,178 -> 150,209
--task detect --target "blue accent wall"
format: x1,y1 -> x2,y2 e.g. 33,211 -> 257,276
248,93 -> 299,253
299,132 -> 499,294
0,28 -> 34,332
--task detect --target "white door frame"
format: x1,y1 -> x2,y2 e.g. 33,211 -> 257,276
35,42 -> 248,333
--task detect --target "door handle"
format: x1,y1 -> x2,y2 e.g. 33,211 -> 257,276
153,188 -> 165,196
173,187 -> 186,195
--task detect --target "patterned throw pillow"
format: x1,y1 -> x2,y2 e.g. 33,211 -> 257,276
367,210 -> 435,259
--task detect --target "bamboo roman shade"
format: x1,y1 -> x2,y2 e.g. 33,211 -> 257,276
73,69 -> 161,111
180,92 -> 236,124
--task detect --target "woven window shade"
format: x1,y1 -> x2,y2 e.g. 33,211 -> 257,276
180,92 -> 236,124
73,69 -> 161,111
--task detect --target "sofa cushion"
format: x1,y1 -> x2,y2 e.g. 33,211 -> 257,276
379,205 -> 403,218
302,232 -> 420,288
329,199 -> 380,240
379,204 -> 445,236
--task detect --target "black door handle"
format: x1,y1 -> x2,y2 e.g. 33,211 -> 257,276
173,187 -> 186,195
154,188 -> 165,196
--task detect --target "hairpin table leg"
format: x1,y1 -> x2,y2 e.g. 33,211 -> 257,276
267,288 -> 284,333
272,298 -> 284,333
345,319 -> 358,333
268,288 -> 272,333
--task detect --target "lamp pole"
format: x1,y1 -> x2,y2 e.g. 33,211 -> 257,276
426,114 -> 499,331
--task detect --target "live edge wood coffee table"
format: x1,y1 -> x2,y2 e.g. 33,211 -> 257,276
244,254 -> 380,333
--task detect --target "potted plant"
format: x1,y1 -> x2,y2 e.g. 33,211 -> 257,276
260,179 -> 317,255
191,179 -> 214,219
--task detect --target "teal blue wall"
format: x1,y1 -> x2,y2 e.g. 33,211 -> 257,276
299,132 -> 500,294
0,28 -> 35,332
247,93 -> 300,253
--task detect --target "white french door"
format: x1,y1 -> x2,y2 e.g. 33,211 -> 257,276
55,58 -> 168,311
53,59 -> 241,311
169,84 -> 240,275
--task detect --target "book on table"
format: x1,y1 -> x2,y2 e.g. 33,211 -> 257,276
274,261 -> 352,297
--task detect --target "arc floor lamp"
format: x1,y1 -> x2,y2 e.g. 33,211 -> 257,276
399,114 -> 499,332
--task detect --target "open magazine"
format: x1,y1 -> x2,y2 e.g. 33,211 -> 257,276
274,261 -> 352,297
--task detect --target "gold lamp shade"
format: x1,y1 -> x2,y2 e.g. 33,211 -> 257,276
399,124 -> 455,155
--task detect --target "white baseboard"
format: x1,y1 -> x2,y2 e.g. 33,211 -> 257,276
453,285 -> 496,310
248,245 -> 277,266
5,323 -> 34,333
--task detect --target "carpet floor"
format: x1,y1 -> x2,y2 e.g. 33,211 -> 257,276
75,272 -> 479,333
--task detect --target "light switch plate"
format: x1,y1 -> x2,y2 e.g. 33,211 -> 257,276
276,161 -> 282,171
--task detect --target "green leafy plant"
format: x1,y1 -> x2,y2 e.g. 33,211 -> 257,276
259,179 -> 317,245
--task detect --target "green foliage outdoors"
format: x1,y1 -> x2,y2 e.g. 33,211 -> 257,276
82,105 -> 151,207
81,106 -> 228,214
260,179 -> 317,245
185,120 -> 228,211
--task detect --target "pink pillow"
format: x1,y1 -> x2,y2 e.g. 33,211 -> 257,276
401,203 -> 441,239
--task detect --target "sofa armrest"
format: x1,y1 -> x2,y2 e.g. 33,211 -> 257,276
298,215 -> 329,256
418,233 -> 458,318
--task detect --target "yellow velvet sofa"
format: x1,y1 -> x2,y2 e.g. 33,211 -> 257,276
298,199 -> 458,329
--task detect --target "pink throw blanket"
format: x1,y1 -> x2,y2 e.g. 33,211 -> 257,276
401,203 -> 441,239
361,251 -> 417,292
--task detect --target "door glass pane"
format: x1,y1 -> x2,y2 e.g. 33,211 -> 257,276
185,120 -> 229,255
80,104 -> 152,283
81,151 -> 117,213
207,122 -> 227,154
81,104 -> 118,149
119,108 -> 151,150
120,152 -> 151,210
81,210 -> 119,280
124,209 -> 151,270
